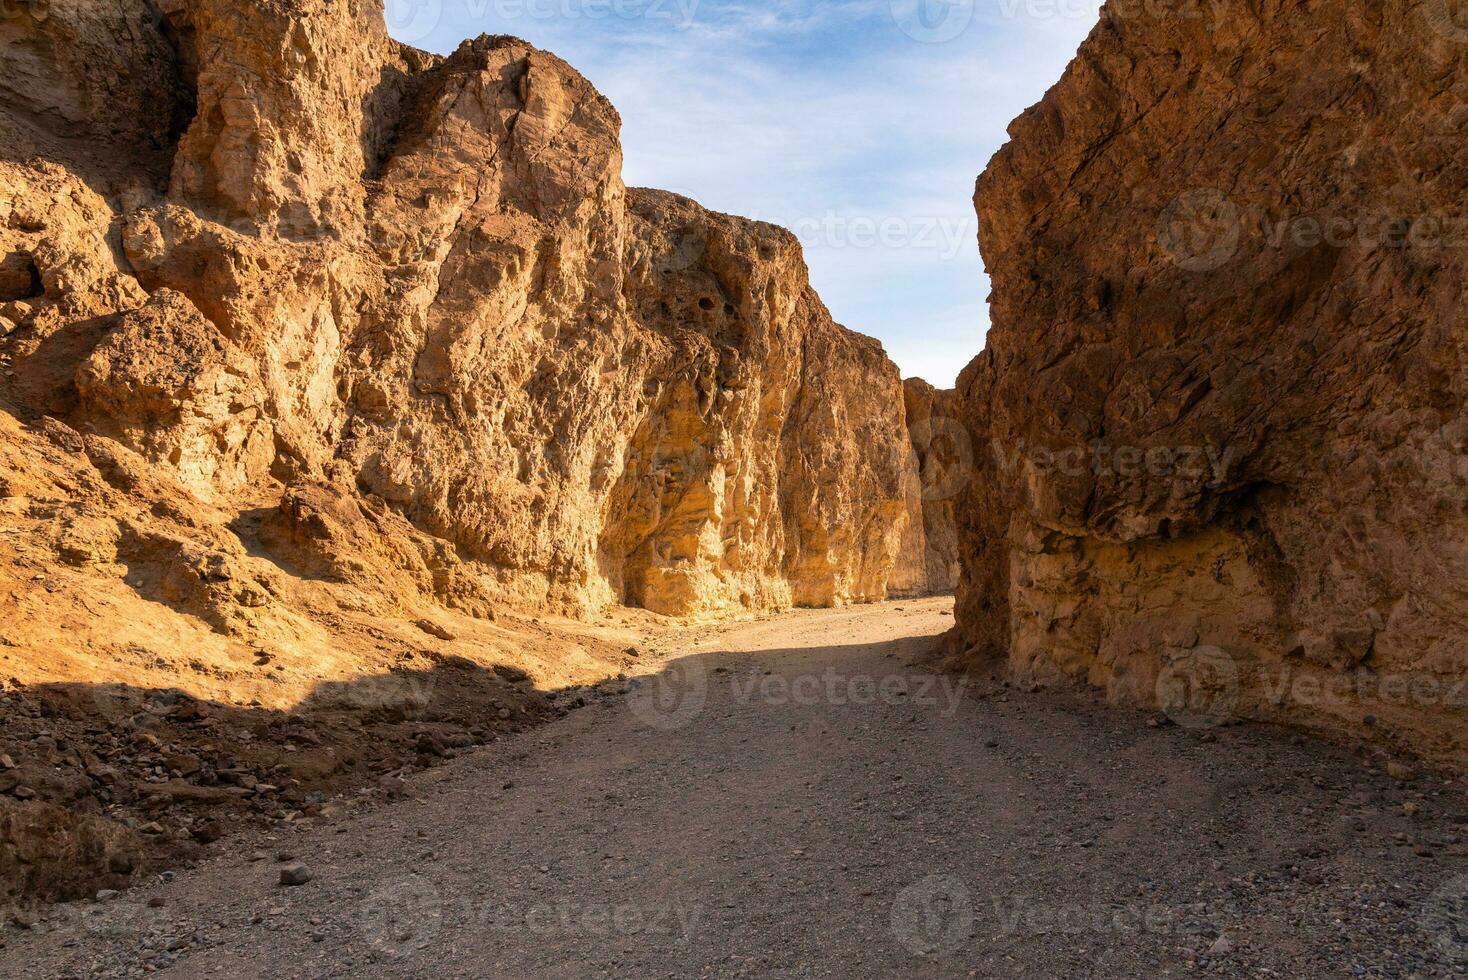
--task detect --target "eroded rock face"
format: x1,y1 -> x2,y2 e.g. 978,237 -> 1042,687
75,290 -> 274,498
891,378 -> 962,597
0,0 -> 918,621
957,0 -> 1468,760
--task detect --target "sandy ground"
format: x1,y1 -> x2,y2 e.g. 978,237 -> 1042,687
3,597 -> 1467,978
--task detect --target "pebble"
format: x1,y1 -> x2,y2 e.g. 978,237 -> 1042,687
278,863 -> 312,887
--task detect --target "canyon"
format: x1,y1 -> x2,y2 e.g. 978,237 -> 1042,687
0,0 -> 956,908
0,0 -> 1466,958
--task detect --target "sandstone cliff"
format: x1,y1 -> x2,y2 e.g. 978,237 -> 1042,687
956,0 -> 1468,760
0,0 -> 919,623
890,378 -> 962,597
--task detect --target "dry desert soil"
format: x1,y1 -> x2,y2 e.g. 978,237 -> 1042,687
2,597 -> 1466,978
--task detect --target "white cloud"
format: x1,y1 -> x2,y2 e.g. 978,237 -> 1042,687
402,0 -> 1097,387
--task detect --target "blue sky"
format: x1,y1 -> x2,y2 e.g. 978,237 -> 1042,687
386,0 -> 1100,387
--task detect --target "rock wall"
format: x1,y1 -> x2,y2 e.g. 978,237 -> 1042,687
0,0 -> 920,623
956,0 -> 1468,760
890,378 -> 962,597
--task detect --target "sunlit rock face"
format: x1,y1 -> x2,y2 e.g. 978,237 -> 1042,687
890,378 -> 963,599
0,0 -> 920,621
955,0 -> 1468,759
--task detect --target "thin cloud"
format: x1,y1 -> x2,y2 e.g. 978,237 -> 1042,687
400,0 -> 1096,386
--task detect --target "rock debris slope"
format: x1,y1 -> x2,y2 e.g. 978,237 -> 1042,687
955,0 -> 1468,760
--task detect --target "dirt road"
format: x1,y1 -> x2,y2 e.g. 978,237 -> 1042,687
3,598 -> 1466,977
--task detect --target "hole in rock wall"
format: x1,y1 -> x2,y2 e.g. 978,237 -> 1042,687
149,0 -> 202,147
0,252 -> 43,303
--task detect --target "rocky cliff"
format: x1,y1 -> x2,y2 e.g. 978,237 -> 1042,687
0,0 -> 920,623
956,0 -> 1468,760
890,378 -> 962,597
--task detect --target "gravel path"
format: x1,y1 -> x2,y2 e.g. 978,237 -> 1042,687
3,597 -> 1467,978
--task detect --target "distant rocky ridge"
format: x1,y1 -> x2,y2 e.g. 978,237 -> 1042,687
954,0 -> 1468,762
